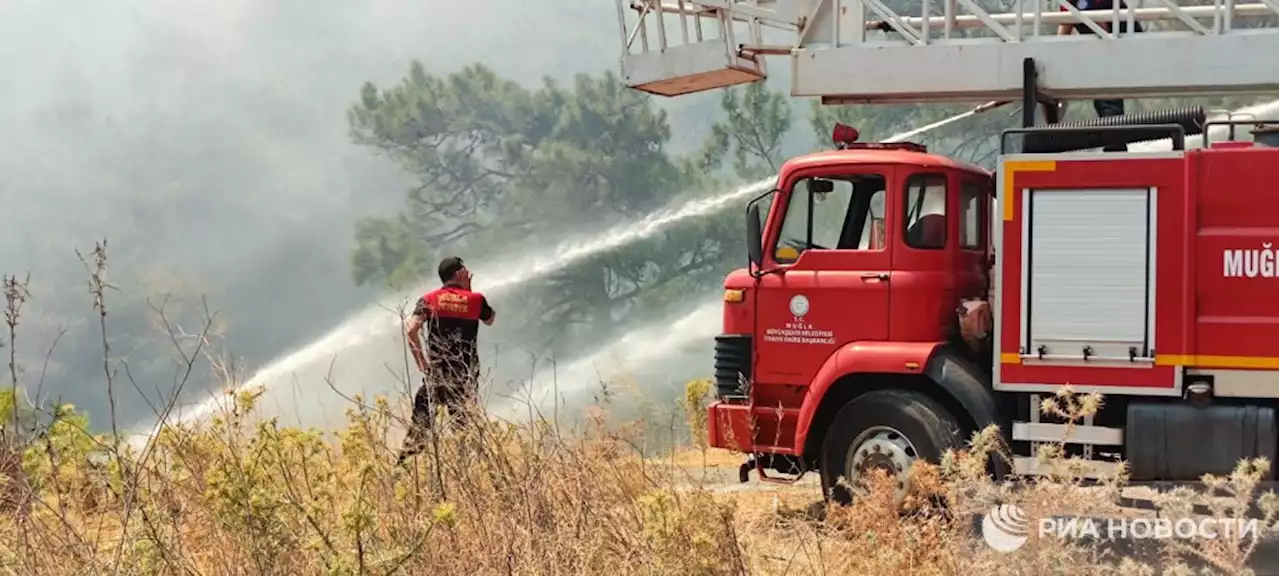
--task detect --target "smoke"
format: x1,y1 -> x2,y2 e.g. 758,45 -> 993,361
488,298 -> 722,421
0,0 -> 726,427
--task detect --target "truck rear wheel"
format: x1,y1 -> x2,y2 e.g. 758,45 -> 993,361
819,389 -> 964,506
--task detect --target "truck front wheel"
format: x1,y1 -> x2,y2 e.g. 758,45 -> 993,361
818,389 -> 964,506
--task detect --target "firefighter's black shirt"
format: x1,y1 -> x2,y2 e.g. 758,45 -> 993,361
1060,0 -> 1143,33
413,284 -> 494,385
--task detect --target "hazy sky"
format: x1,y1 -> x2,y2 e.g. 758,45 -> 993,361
0,0 -> 701,422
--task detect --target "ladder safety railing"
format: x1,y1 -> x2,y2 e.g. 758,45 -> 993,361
852,0 -> 1277,46
617,0 -> 1279,97
617,0 -> 796,95
870,3 -> 1276,36
618,0 -> 796,56
619,0 -> 1278,59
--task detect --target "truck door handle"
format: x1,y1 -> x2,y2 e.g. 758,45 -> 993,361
861,273 -> 889,282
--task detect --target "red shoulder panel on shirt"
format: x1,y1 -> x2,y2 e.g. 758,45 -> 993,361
423,287 -> 483,320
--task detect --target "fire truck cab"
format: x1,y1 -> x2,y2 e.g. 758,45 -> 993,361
716,129 -> 1004,502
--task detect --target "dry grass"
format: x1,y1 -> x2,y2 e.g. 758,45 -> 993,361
665,446 -> 746,469
1,250 -> 1277,575
0,381 -> 1274,576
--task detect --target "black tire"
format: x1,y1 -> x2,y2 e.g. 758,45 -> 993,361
819,389 -> 964,506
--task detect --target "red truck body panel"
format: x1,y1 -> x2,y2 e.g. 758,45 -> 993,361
1188,147 -> 1279,366
996,147 -> 1278,394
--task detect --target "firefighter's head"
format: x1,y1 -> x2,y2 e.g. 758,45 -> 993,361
438,256 -> 472,289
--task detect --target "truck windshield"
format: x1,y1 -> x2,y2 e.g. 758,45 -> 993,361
773,174 -> 886,263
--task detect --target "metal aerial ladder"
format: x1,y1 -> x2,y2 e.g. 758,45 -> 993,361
613,0 -> 1279,104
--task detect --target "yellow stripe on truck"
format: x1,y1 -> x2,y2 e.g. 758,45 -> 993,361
999,352 -> 1278,370
1156,355 -> 1280,370
1001,161 -> 1057,221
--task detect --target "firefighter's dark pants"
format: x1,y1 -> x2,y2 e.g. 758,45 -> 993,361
396,373 -> 476,464
1074,19 -> 1143,151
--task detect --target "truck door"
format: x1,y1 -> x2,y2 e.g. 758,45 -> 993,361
755,168 -> 893,387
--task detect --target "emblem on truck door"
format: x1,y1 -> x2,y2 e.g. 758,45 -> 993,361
789,294 -> 810,318
765,295 -> 834,345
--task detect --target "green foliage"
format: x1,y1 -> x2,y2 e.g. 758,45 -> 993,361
681,378 -> 712,451
347,63 -> 682,242
345,64 -> 797,360
349,214 -> 432,290
0,389 -> 37,438
695,82 -> 793,180
10,401 -> 111,516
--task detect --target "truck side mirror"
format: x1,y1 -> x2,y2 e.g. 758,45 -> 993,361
746,201 -> 764,274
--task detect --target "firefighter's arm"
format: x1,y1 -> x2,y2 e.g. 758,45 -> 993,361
1056,2 -> 1074,35
479,295 -> 496,326
406,297 -> 430,372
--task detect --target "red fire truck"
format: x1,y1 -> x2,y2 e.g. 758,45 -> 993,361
708,111 -> 1278,502
613,0 -> 1279,503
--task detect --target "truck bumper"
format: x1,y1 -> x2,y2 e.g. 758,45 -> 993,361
706,400 -> 800,455
706,400 -> 743,451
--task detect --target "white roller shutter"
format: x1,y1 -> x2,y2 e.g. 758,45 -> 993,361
1023,188 -> 1154,362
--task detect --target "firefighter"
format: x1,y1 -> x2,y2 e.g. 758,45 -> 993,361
1058,0 -> 1144,151
395,256 -> 496,465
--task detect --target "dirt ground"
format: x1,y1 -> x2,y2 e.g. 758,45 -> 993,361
657,448 -> 1280,574
661,448 -> 1275,514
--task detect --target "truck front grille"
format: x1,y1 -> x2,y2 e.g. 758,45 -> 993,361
713,334 -> 752,398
